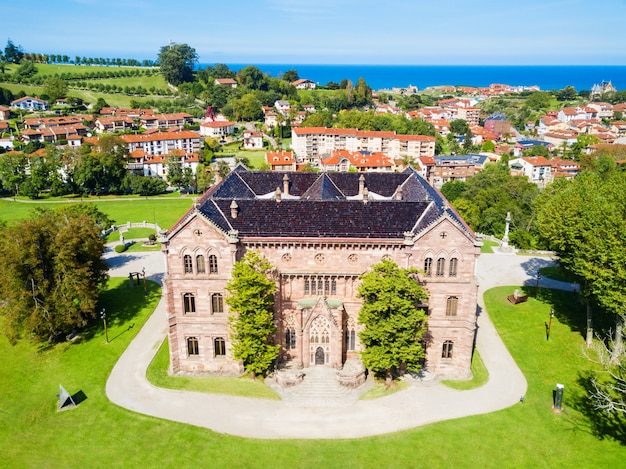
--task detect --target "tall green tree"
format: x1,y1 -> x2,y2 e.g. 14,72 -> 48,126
157,42 -> 198,86
4,39 -> 24,64
536,171 -> 626,346
226,251 -> 279,378
43,77 -> 68,102
282,69 -> 299,82
237,66 -> 266,90
231,93 -> 263,121
0,150 -> 28,195
0,205 -> 110,344
358,259 -> 428,387
165,155 -> 183,189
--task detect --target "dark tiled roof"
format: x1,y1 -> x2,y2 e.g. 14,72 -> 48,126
175,168 -> 474,240
214,199 -> 431,238
301,174 -> 345,200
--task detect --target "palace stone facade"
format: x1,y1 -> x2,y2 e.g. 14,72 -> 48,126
163,167 -> 480,379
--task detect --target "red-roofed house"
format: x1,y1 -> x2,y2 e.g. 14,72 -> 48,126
319,150 -> 394,172
291,127 -> 436,163
214,78 -> 237,88
11,96 -> 48,111
266,151 -> 296,171
243,130 -> 264,149
508,156 -> 552,186
0,105 -> 11,120
120,130 -> 203,156
292,79 -> 316,90
557,107 -> 592,123
199,120 -> 235,138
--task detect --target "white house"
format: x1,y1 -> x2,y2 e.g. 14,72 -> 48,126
292,79 -> 316,90
242,130 -> 263,149
199,120 -> 235,138
11,96 -> 48,111
508,156 -> 552,187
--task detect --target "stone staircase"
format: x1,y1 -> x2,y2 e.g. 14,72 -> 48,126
269,366 -> 372,408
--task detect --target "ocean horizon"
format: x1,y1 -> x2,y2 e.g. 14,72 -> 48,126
198,63 -> 626,92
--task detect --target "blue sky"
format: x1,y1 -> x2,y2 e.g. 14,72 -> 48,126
3,0 -> 626,65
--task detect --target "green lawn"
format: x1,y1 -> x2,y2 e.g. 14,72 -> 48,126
0,197 -> 193,230
1,280 -> 624,467
147,338 -> 280,399
441,349 -> 488,390
539,265 -> 577,283
480,239 -> 499,253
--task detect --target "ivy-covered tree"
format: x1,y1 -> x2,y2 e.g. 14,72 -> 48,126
226,251 -> 279,379
358,259 -> 428,387
0,205 -> 110,343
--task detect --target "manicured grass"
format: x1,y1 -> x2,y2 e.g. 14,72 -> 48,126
0,197 -> 193,229
539,265 -> 576,283
480,239 -> 499,253
441,349 -> 488,390
123,241 -> 162,252
106,227 -> 159,242
1,281 -> 624,467
146,338 -> 280,400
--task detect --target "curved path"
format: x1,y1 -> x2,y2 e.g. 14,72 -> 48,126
105,248 -> 576,439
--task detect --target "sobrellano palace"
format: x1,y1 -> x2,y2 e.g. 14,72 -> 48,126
162,167 -> 479,380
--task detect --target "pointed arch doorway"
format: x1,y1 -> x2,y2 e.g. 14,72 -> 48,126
314,347 -> 325,365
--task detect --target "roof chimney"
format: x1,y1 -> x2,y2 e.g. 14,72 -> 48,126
230,200 -> 238,218
396,185 -> 403,201
359,174 -> 365,195
283,174 -> 289,196
275,187 -> 282,203
362,187 -> 369,204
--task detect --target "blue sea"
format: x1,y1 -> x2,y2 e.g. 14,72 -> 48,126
198,64 -> 626,92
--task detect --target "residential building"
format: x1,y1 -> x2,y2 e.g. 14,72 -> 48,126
292,79 -> 316,90
120,130 -> 203,156
291,127 -> 436,163
215,78 -> 237,88
94,116 -> 136,133
508,156 -> 552,186
11,96 -> 48,111
265,151 -> 296,171
431,154 -> 488,188
242,130 -> 264,149
0,105 -> 11,120
484,112 -> 511,136
319,150 -> 395,172
513,140 -> 553,157
140,112 -> 194,130
199,120 -> 235,138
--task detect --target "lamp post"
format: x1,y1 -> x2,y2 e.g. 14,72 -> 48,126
546,309 -> 554,341
100,308 -> 109,344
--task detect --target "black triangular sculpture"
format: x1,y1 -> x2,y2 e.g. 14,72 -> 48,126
57,384 -> 77,411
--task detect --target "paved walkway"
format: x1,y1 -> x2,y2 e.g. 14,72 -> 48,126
104,249 -> 577,439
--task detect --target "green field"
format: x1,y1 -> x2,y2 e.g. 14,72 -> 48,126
0,197 -> 194,230
1,63 -> 173,108
1,279 -> 623,467
0,82 -> 175,109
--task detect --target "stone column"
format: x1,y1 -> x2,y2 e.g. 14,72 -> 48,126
502,211 -> 511,247
296,309 -> 304,369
